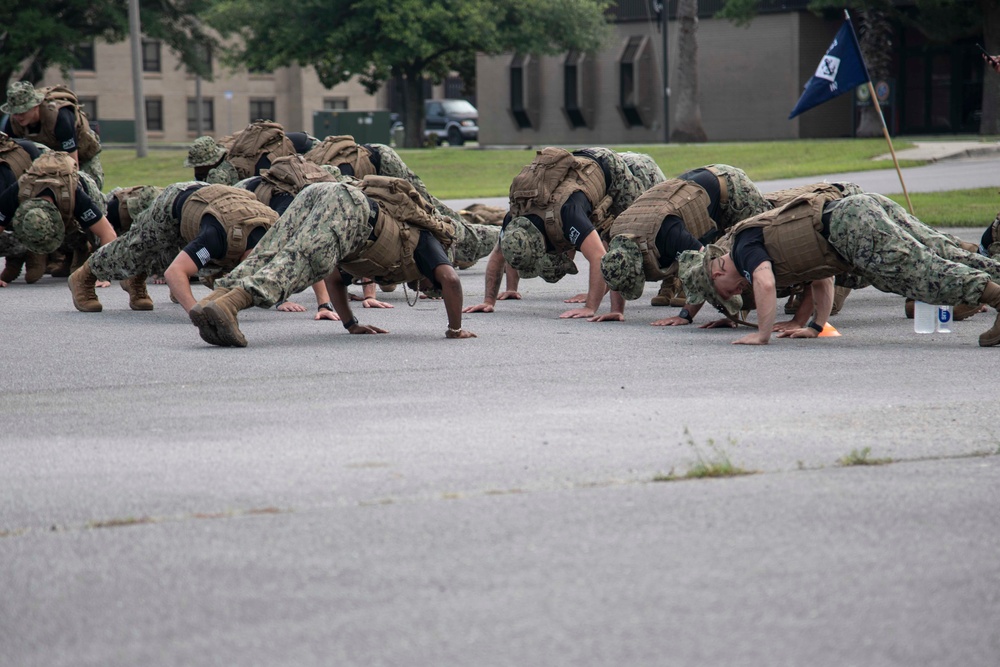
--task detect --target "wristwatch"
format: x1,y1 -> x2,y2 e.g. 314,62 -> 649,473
806,319 -> 824,333
318,301 -> 334,312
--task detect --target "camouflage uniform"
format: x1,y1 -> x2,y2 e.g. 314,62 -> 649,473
828,195 -> 995,306
584,147 -> 659,217
88,181 -> 201,280
216,181 -> 373,307
0,231 -> 28,258
371,143 -> 497,267
620,152 -> 666,192
706,164 -> 772,230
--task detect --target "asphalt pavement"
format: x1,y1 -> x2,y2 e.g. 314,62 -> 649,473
3,148 -> 1000,666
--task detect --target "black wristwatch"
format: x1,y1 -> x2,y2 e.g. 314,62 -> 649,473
318,301 -> 334,312
678,308 -> 693,323
806,319 -> 824,333
343,316 -> 359,330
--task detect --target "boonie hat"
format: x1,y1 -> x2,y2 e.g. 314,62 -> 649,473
538,251 -> 578,284
184,136 -> 227,168
1,81 -> 45,115
12,199 -> 63,254
500,216 -> 545,278
677,245 -> 743,316
600,235 -> 645,300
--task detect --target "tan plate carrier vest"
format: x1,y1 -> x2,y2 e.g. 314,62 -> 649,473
226,121 -> 297,180
9,86 -> 101,162
304,135 -> 377,178
179,185 -> 278,270
608,179 -> 716,281
722,191 -> 851,286
0,137 -> 34,180
508,147 -> 611,253
254,156 -> 336,206
109,185 -> 152,233
764,182 -> 845,210
17,151 -> 79,231
338,176 -> 456,285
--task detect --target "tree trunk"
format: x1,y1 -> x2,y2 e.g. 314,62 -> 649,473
670,0 -> 707,143
981,0 -> 1000,135
402,69 -> 426,148
856,9 -> 893,137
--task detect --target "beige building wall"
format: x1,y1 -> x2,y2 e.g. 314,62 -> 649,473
40,38 -> 387,143
477,12 -> 853,146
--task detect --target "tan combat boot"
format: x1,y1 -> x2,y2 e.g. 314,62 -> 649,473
120,274 -> 154,311
68,261 -> 103,312
784,293 -> 802,315
669,279 -> 687,307
24,253 -> 47,283
1,255 -> 24,283
959,241 -> 980,254
904,298 -> 914,319
188,287 -> 253,347
46,251 -> 71,277
650,277 -> 675,307
977,282 -> 1000,347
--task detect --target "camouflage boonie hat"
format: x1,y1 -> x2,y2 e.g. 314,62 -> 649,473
123,185 -> 162,217
538,251 -> 578,284
184,136 -> 227,168
205,160 -> 239,185
12,199 -> 63,254
835,182 -> 864,196
600,235 -> 645,300
677,246 -> 743,316
500,216 -> 545,278
1,81 -> 44,115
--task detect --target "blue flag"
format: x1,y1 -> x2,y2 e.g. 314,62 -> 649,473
789,19 -> 870,119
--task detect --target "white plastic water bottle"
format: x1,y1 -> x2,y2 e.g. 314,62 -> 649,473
936,305 -> 953,333
914,301 -> 936,333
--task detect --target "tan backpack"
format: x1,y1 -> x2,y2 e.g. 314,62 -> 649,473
17,151 -> 79,227
226,121 -> 296,179
508,147 -> 577,217
40,85 -> 101,162
304,135 -> 377,178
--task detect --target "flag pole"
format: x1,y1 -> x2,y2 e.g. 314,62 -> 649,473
845,10 -> 914,213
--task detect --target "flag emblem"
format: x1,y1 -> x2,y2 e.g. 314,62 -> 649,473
816,55 -> 840,82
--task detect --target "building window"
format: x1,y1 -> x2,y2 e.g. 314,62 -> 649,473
187,98 -> 215,132
145,98 -> 163,132
73,42 -> 95,71
509,54 -> 540,130
142,40 -> 161,73
323,98 -> 349,110
196,43 -> 212,76
618,35 -> 655,128
249,99 -> 276,122
563,51 -> 595,129
78,97 -> 98,121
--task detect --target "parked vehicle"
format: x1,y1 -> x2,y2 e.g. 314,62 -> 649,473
390,99 -> 479,146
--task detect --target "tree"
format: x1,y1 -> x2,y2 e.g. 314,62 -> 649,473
717,0 -> 994,135
671,0 -> 708,142
0,0 -> 219,108
206,0 -> 613,147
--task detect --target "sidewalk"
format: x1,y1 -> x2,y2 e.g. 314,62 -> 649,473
877,140 -> 1000,162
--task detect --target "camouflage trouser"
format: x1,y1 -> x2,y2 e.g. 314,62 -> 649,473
0,231 -> 28,258
88,181 -> 199,280
451,219 -> 500,267
217,181 -> 372,308
709,164 -> 771,230
586,148 -> 650,217
80,153 -> 104,191
861,193 -> 1000,280
828,195 -> 992,306
620,152 -> 666,192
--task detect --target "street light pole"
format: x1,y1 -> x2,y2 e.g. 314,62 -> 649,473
128,0 -> 147,157
656,0 -> 670,143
